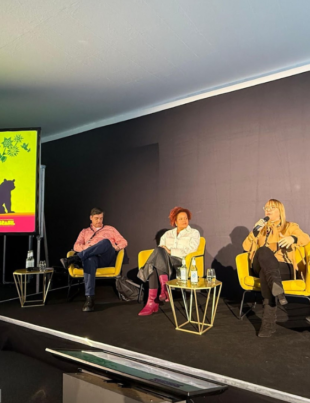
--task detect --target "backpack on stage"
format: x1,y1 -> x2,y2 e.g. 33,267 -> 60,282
115,276 -> 144,302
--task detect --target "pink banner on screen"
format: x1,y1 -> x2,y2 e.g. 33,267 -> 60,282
0,214 -> 35,233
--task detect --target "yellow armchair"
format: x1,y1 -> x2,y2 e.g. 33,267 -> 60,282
138,237 -> 206,277
236,243 -> 310,319
67,249 -> 124,300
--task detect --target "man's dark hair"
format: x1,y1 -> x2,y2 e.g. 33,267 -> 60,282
90,207 -> 104,216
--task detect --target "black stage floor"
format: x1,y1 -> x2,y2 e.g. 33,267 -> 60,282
1,282 -> 310,401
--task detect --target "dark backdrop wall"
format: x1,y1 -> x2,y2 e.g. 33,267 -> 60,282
38,71 -> 310,296
42,143 -> 159,270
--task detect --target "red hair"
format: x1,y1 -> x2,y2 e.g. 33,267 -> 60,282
169,206 -> 192,227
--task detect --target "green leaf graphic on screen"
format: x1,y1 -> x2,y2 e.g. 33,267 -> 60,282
0,135 -> 31,162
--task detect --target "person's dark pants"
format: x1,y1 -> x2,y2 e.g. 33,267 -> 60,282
77,239 -> 116,296
252,246 -> 292,306
148,247 -> 181,288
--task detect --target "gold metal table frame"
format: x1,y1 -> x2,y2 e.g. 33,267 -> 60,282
166,278 -> 222,335
13,268 -> 54,308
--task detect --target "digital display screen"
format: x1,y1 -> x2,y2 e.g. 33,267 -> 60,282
0,129 -> 40,233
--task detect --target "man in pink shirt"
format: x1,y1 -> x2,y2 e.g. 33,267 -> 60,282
60,207 -> 128,312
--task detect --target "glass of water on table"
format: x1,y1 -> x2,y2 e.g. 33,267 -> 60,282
207,269 -> 216,284
39,261 -> 46,272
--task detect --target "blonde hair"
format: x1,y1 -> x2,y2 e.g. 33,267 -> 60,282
261,199 -> 287,234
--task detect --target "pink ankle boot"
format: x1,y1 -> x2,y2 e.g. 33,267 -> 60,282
158,274 -> 169,302
138,289 -> 159,316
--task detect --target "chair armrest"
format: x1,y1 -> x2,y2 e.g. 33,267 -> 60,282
66,250 -> 76,277
185,251 -> 203,268
138,249 -> 154,269
114,249 -> 125,276
304,244 -> 310,294
236,252 -> 251,286
67,250 -> 75,258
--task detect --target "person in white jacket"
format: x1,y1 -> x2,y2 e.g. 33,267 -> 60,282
137,206 -> 200,316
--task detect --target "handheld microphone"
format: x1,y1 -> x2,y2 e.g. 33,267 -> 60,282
253,216 -> 270,232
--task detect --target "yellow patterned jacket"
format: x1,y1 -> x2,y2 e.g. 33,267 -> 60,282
243,221 -> 310,271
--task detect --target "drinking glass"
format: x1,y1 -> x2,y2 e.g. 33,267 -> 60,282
206,269 -> 216,283
39,261 -> 46,272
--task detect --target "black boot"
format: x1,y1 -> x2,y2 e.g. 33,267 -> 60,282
258,301 -> 277,337
60,255 -> 82,270
83,296 -> 95,312
271,283 -> 288,305
60,258 -> 69,270
276,298 -> 289,322
257,247 -> 287,305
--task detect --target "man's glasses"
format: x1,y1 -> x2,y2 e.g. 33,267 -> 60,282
263,206 -> 277,212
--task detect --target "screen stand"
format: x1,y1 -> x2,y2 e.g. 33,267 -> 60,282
36,165 -> 48,293
2,235 -> 7,284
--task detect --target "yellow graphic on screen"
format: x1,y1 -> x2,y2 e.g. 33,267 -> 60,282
0,130 -> 37,217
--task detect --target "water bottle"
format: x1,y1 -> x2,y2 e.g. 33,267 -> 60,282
190,258 -> 198,284
25,251 -> 32,269
180,258 -> 188,282
29,251 -> 35,268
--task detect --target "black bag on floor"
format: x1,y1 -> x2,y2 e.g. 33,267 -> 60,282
115,276 -> 144,302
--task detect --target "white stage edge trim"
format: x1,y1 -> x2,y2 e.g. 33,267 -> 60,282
0,315 -> 309,403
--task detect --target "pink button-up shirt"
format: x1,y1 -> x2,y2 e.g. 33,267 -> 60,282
73,225 -> 128,252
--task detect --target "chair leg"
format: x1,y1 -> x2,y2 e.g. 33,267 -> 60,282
239,290 -> 257,320
67,276 -> 82,302
67,275 -> 72,301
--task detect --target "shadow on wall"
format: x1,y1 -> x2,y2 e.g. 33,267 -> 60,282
191,223 -> 204,237
154,229 -> 170,246
125,228 -> 169,281
191,224 -> 215,276
212,226 -> 250,300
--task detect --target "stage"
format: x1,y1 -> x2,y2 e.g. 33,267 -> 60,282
0,281 -> 310,402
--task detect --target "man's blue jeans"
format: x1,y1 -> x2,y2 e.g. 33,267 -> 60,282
77,239 -> 116,296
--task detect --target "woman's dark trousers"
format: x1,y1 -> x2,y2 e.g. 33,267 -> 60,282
147,247 -> 181,288
252,246 -> 291,306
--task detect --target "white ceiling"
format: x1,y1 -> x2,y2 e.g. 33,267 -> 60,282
1,0 -> 310,142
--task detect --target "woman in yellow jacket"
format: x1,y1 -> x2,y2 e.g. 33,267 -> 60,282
243,199 -> 310,337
